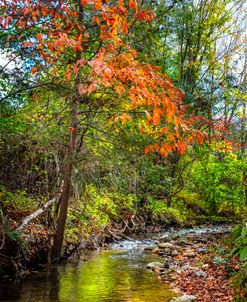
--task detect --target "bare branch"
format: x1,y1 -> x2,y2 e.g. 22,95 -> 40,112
16,194 -> 60,232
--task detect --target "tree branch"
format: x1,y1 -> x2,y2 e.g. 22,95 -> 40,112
15,194 -> 60,232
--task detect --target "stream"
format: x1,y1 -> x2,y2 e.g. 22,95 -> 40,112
0,225 -> 231,302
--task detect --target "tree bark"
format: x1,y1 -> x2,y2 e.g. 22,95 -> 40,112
52,99 -> 78,258
52,2 -> 83,258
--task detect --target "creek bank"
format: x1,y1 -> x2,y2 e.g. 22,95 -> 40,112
144,225 -> 239,302
0,221 -> 234,285
0,208 -> 197,280
0,210 -> 151,280
0,224 -> 239,302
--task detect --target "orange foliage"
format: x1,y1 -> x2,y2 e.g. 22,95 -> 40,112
1,0 -> 209,156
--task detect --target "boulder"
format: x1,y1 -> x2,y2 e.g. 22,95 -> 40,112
158,242 -> 174,249
152,247 -> 160,254
153,266 -> 167,274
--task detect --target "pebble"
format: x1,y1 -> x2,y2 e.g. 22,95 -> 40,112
143,245 -> 158,251
181,265 -> 195,271
146,262 -> 163,269
171,250 -> 179,256
171,294 -> 197,302
193,270 -> 208,278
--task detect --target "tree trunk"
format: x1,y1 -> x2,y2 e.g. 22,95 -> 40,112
52,99 -> 78,258
52,2 -> 84,259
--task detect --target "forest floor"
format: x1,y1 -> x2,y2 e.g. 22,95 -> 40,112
145,226 -> 240,302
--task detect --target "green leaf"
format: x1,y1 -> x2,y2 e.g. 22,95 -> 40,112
240,224 -> 247,238
240,246 -> 247,261
6,230 -> 19,242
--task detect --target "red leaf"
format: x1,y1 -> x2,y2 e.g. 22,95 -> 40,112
36,33 -> 43,41
31,67 -> 37,74
144,146 -> 150,155
129,0 -> 137,10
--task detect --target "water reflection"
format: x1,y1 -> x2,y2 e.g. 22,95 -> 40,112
0,249 -> 174,302
0,267 -> 60,302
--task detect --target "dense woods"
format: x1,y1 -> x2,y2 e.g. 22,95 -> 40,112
0,0 -> 246,300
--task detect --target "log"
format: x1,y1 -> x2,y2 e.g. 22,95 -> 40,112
16,196 -> 59,232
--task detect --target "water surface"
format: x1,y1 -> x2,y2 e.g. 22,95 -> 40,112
1,225 -> 230,302
0,242 -> 174,302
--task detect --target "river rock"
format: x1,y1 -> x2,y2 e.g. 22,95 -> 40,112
193,270 -> 208,278
163,247 -> 173,255
152,247 -> 160,254
171,234 -> 180,240
158,242 -> 174,249
163,261 -> 170,268
146,262 -> 163,269
187,253 -> 196,257
171,250 -> 179,257
143,245 -> 158,251
171,294 -> 197,302
181,265 -> 195,271
159,234 -> 170,242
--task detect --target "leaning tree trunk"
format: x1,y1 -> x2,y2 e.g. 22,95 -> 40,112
52,98 -> 78,258
52,1 -> 86,259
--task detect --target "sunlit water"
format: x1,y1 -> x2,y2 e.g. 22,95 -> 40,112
0,244 -> 174,302
0,226 -> 230,302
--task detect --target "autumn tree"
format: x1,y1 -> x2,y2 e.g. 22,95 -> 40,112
0,0 -> 209,257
